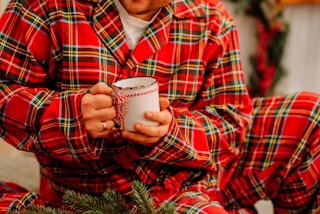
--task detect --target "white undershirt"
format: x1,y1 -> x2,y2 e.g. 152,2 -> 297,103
114,0 -> 160,50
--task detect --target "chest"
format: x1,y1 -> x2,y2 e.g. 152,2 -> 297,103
49,6 -> 210,104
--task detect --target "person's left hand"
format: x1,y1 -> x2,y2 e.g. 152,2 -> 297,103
121,97 -> 172,146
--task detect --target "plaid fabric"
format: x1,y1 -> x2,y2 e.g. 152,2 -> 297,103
0,0 -> 252,206
0,182 -> 42,213
219,92 -> 320,213
0,0 -> 319,213
1,91 -> 318,213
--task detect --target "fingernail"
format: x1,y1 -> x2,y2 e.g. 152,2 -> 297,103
145,112 -> 152,118
135,124 -> 142,131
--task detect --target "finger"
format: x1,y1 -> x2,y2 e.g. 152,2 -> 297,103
101,120 -> 115,132
82,95 -> 115,117
99,106 -> 117,121
133,122 -> 168,138
92,94 -> 114,110
82,103 -> 116,128
159,97 -> 170,110
122,130 -> 160,146
86,120 -> 113,139
145,110 -> 172,125
90,82 -> 113,95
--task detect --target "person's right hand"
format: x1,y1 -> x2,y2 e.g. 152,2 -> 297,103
81,82 -> 116,138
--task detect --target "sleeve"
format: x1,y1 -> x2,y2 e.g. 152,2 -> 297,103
114,14 -> 253,171
0,0 -> 104,162
156,18 -> 253,170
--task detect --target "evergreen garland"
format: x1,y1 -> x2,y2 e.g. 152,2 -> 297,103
19,181 -> 176,214
230,0 -> 289,97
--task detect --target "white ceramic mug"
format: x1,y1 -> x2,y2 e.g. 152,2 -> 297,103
112,76 -> 160,131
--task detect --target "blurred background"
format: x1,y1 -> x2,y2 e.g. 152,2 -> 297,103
223,0 -> 320,96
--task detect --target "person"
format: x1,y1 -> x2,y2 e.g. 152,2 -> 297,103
0,0 -> 319,213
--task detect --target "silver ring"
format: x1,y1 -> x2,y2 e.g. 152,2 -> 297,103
102,122 -> 108,131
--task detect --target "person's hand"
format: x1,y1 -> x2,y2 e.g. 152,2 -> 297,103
81,82 -> 116,138
121,97 -> 172,146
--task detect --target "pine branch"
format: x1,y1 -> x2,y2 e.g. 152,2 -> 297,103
130,180 -> 157,214
101,191 -> 131,214
23,180 -> 177,214
157,202 -> 177,214
23,205 -> 70,214
61,190 -> 106,213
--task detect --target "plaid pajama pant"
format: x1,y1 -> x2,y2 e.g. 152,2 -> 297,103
1,91 -> 319,213
219,91 -> 320,213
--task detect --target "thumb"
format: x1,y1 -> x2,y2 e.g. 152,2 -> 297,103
89,82 -> 113,95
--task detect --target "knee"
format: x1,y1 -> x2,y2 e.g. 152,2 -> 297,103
292,91 -> 320,111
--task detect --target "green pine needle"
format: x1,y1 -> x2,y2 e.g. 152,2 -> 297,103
101,191 -> 131,214
24,204 -> 70,214
157,202 -> 177,214
22,180 -> 176,214
130,180 -> 157,214
61,190 -> 106,213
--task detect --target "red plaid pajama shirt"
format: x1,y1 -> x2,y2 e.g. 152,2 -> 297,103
0,0 -> 319,213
